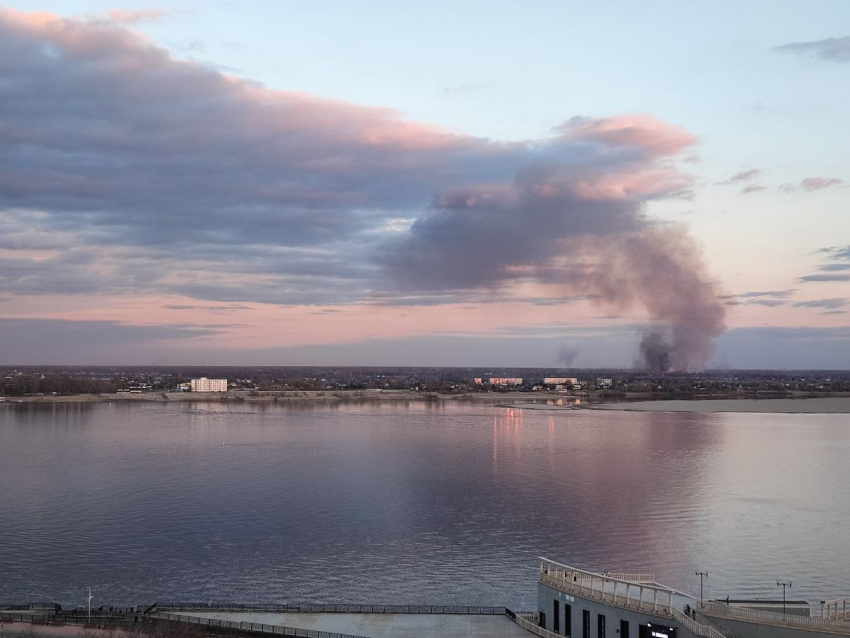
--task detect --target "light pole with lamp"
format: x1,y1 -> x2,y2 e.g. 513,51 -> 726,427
777,581 -> 792,615
87,588 -> 93,622
695,571 -> 709,608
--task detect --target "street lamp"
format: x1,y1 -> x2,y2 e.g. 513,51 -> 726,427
87,587 -> 93,622
777,581 -> 792,615
695,571 -> 709,606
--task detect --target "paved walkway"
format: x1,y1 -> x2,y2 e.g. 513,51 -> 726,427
180,611 -> 535,638
0,628 -> 128,638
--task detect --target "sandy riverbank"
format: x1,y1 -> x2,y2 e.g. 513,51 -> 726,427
0,390 -> 569,405
591,397 -> 850,414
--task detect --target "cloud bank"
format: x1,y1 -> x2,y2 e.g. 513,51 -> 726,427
799,246 -> 850,283
0,8 -> 725,370
774,36 -> 850,63
0,318 -> 220,364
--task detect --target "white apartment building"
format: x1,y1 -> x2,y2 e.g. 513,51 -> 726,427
490,377 -> 523,386
190,377 -> 228,393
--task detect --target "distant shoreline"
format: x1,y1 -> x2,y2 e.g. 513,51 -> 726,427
0,389 -> 568,405
3,390 -> 849,413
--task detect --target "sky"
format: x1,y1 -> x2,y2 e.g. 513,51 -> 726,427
0,1 -> 848,368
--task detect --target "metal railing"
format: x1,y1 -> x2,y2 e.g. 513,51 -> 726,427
510,612 -> 563,638
671,607 -> 736,638
0,603 -> 57,611
158,613 -> 369,638
671,608 -> 712,637
0,613 -> 54,623
539,560 -> 674,617
0,613 -> 136,628
696,615 -> 747,638
155,603 -> 507,614
700,601 -> 850,634
825,598 -> 850,621
607,573 -> 656,583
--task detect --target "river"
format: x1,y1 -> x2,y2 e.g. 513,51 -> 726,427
1,401 -> 847,608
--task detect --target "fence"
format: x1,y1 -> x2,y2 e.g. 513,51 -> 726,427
154,603 -> 507,614
0,613 -> 136,628
509,612 -> 564,638
0,613 -> 54,623
700,601 -> 850,634
159,612 -> 370,638
607,573 -> 656,584
825,599 -> 850,621
0,603 -> 57,611
539,568 -> 673,617
670,607 -> 738,638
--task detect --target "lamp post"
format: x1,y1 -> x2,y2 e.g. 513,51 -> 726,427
87,587 -> 93,622
695,571 -> 709,606
777,581 -> 792,615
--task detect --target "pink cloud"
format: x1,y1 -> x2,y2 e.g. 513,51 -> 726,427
740,183 -> 767,195
569,169 -> 693,201
104,9 -> 166,25
559,114 -> 698,157
801,177 -> 844,191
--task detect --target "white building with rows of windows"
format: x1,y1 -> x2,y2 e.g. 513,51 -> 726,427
190,378 -> 228,393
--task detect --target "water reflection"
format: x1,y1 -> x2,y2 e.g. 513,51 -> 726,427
0,402 -> 847,608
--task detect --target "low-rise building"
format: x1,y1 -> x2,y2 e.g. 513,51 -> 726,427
190,378 -> 228,393
489,377 -> 523,386
544,377 -> 578,385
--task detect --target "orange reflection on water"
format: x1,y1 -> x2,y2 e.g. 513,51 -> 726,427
492,407 -> 524,463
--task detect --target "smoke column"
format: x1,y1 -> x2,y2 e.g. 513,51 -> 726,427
636,330 -> 672,373
556,345 -> 579,368
377,116 -> 726,371
585,225 -> 727,372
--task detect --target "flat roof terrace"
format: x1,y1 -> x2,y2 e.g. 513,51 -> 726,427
172,611 -> 537,638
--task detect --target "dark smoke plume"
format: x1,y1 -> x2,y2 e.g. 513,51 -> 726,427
556,345 -> 579,368
583,226 -> 727,371
636,330 -> 672,373
378,117 -> 726,371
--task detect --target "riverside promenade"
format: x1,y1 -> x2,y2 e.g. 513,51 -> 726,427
172,610 -> 534,638
2,604 -> 542,638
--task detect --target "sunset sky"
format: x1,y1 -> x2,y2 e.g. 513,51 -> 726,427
0,1 -> 848,368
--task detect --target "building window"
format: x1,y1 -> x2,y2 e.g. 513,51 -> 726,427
583,610 -> 590,638
565,603 -> 572,637
619,619 -> 629,637
597,613 -> 605,638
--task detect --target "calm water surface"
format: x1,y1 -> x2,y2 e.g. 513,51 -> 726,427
1,401 -> 847,607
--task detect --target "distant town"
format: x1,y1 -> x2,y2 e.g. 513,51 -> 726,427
1,366 -> 848,401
